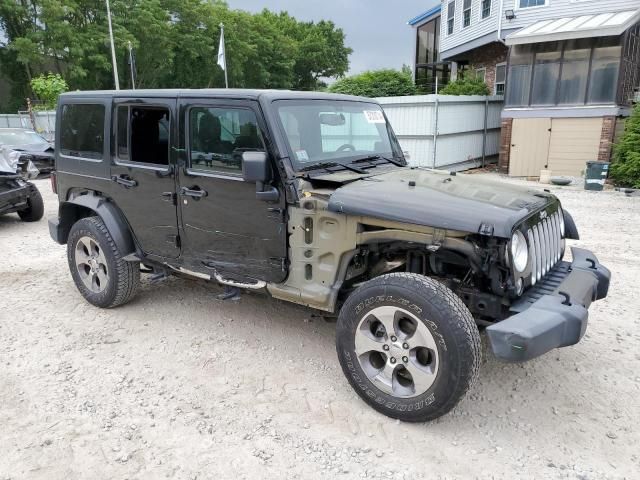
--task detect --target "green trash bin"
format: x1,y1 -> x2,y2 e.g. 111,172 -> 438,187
584,161 -> 609,191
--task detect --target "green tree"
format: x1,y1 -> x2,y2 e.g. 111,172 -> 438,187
439,72 -> 490,96
0,0 -> 353,110
610,104 -> 640,188
328,69 -> 417,98
30,72 -> 68,110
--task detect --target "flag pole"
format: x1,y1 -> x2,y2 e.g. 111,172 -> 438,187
218,23 -> 228,88
105,0 -> 120,90
128,41 -> 136,89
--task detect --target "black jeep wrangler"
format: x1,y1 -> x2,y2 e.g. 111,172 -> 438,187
49,89 -> 610,422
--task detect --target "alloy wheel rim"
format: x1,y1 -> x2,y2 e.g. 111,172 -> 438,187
354,305 -> 439,398
75,236 -> 109,293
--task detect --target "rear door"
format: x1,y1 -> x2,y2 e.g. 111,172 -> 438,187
110,98 -> 180,258
176,98 -> 287,283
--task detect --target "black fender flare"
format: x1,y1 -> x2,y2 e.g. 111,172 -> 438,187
563,209 -> 580,240
60,193 -> 136,256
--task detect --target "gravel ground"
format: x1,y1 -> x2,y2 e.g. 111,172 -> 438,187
0,175 -> 638,480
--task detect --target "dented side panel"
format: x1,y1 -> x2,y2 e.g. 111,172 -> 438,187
268,199 -> 359,311
267,195 -> 474,312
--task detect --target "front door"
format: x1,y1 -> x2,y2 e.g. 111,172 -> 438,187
177,99 -> 287,283
109,98 -> 180,258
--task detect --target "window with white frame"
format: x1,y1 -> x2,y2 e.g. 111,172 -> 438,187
495,63 -> 506,95
463,0 -> 471,27
447,2 -> 455,35
476,67 -> 486,82
519,0 -> 546,7
481,0 -> 491,18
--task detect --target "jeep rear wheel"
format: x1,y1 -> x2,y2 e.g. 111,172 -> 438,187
67,216 -> 140,308
336,273 -> 481,422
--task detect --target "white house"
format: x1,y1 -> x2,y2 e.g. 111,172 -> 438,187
409,1 -> 640,176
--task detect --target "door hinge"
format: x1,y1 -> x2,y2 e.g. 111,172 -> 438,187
161,191 -> 177,205
267,207 -> 285,222
167,234 -> 181,248
269,257 -> 288,271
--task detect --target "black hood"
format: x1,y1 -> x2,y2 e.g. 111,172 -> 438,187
327,169 -> 556,238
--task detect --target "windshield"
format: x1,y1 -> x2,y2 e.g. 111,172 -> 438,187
0,129 -> 49,146
274,100 -> 403,169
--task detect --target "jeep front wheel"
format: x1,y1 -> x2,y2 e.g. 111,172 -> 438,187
67,216 -> 140,308
336,273 -> 481,422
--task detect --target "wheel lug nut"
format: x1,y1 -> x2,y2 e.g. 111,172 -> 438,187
383,345 -> 389,351
403,343 -> 409,349
390,357 -> 396,364
390,336 -> 397,342
402,356 -> 408,363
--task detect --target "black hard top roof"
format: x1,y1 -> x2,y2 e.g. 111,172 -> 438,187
59,88 -> 376,103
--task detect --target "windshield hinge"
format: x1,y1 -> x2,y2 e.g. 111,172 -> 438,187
432,228 -> 446,246
478,223 -> 494,236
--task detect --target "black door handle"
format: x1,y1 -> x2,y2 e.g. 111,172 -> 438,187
112,175 -> 138,188
180,186 -> 208,198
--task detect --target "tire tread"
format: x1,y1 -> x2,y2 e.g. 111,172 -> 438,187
68,216 -> 139,308
337,272 -> 481,422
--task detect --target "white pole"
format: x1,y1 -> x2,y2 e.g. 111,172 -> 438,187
219,23 -> 228,88
128,41 -> 135,89
106,0 -> 120,90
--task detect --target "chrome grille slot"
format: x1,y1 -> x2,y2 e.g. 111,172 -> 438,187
551,213 -> 559,265
545,219 -> 552,274
527,229 -> 537,285
533,225 -> 542,281
540,220 -> 548,276
526,209 -> 563,285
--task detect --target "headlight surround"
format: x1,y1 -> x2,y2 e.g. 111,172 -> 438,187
510,231 -> 529,273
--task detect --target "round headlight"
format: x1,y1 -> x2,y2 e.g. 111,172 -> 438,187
510,231 -> 528,273
559,208 -> 565,237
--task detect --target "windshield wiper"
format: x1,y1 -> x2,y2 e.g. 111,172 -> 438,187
351,155 -> 406,167
299,161 -> 367,174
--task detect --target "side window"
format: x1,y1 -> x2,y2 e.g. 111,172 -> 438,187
189,106 -> 265,175
116,105 -> 170,167
60,103 -> 105,159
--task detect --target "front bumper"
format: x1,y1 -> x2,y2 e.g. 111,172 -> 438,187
487,247 -> 610,362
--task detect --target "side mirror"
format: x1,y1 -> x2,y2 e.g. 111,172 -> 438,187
242,151 -> 271,183
241,151 -> 279,202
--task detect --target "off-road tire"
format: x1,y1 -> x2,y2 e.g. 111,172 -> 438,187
67,216 -> 140,308
336,273 -> 481,422
17,185 -> 44,222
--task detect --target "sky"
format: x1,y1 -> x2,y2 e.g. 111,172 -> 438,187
229,0 -> 439,75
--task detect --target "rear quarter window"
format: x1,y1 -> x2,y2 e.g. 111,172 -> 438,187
60,103 -> 105,159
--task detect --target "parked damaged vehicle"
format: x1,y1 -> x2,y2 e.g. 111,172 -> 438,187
0,128 -> 55,174
0,144 -> 44,222
49,90 -> 611,422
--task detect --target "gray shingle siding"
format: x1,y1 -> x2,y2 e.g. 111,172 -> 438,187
440,0 -> 639,57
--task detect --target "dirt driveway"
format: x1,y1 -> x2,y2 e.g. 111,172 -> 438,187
1,175 -> 638,480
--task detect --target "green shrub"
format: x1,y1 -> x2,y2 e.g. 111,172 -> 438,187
29,73 -> 68,110
328,69 -> 416,98
439,75 -> 490,96
611,104 -> 640,188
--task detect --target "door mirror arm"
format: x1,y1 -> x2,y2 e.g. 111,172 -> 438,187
242,151 -> 279,202
255,181 -> 280,202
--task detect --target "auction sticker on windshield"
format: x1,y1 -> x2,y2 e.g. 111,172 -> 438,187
364,110 -> 385,124
296,149 -> 309,161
